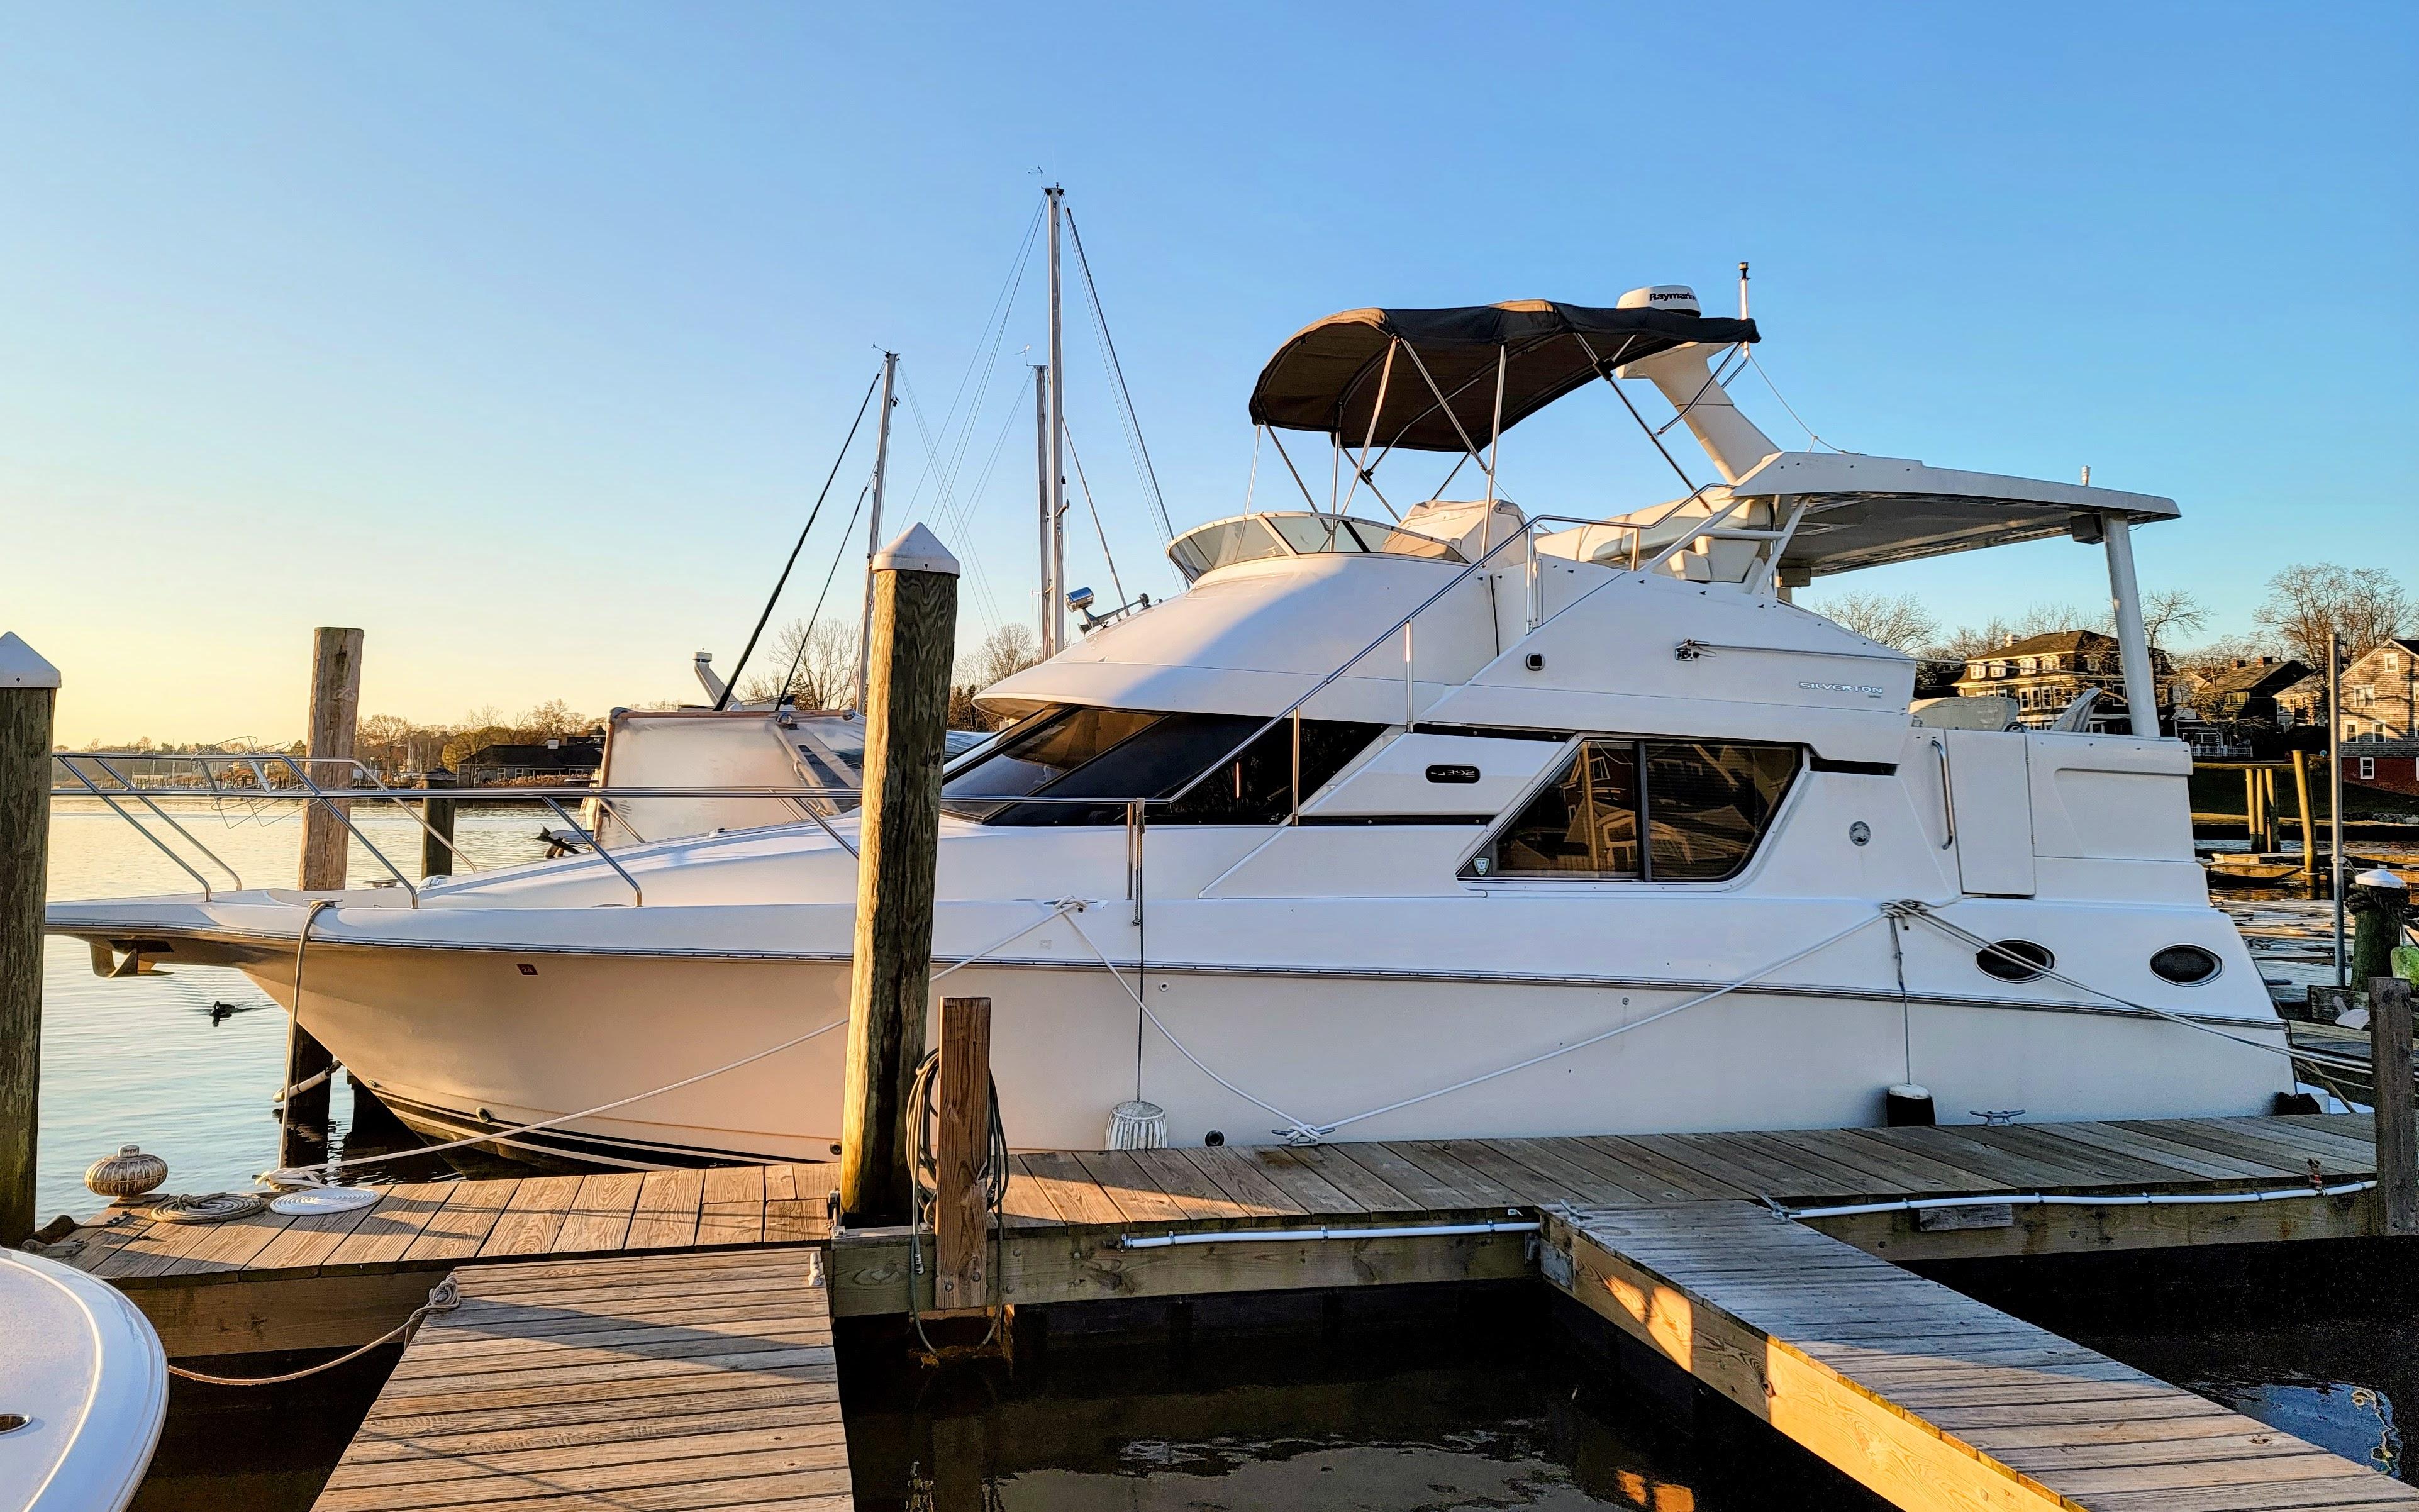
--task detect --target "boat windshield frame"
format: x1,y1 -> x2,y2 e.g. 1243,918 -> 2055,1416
1165,511 -> 1465,584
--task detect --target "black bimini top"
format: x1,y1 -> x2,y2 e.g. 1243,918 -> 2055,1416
1248,300 -> 1758,452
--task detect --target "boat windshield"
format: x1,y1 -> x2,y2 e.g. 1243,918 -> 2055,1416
1166,512 -> 1463,584
943,703 -> 1382,826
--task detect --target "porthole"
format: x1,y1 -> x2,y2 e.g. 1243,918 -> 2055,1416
1976,940 -> 2054,982
2150,945 -> 2222,986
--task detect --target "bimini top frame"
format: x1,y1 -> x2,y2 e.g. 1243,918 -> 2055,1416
1248,299 -> 1758,453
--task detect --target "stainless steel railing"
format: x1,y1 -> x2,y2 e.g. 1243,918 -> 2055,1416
53,499 -> 1792,914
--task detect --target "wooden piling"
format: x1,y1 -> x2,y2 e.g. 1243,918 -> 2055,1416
2294,752 -> 2319,880
2371,976 -> 2418,1237
2243,769 -> 2262,850
285,626 -> 360,1164
838,526 -> 960,1228
419,765 -> 457,879
2351,874 -> 2407,995
935,996 -> 992,1310
297,626 -> 364,890
0,633 -> 60,1245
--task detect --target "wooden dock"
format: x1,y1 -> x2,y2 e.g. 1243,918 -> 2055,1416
310,1250 -> 848,1512
1549,1202 -> 2419,1511
65,1163 -> 835,1357
72,1112 -> 2416,1512
62,1114 -> 2399,1355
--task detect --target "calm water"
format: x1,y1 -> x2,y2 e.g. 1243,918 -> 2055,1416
802,1289 -> 1891,1512
31,798 -> 2419,1506
33,796 -> 555,1218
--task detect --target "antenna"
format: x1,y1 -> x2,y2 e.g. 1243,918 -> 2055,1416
1737,261 -> 1750,320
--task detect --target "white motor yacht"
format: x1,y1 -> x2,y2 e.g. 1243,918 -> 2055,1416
48,284 -> 2290,1166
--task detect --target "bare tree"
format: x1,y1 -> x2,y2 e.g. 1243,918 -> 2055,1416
357,713 -> 414,777
738,618 -> 860,709
962,623 -> 1043,689
2252,564 -> 2414,666
2138,588 -> 2210,650
1928,603 -> 2089,664
1804,591 -> 1938,653
1925,590 -> 2206,666
516,699 -> 589,740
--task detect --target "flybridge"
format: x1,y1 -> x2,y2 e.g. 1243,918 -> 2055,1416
1191,280 -> 2181,738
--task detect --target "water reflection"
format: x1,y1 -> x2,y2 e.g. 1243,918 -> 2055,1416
842,1292 -> 1884,1512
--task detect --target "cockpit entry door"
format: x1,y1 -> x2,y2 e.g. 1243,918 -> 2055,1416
1938,729 -> 2036,898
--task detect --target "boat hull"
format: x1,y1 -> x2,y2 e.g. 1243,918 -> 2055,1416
244,938 -> 2290,1167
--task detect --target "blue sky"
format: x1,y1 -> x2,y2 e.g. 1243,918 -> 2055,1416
3,3 -> 2410,745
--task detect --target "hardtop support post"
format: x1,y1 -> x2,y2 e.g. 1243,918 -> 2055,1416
2097,512 -> 2159,738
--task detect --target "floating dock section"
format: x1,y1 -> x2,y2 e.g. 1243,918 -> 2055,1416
1549,1202 -> 2417,1512
310,1250 -> 848,1512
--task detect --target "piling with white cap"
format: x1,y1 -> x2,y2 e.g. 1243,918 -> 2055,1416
840,525 -> 960,1228
1,632 -> 62,1243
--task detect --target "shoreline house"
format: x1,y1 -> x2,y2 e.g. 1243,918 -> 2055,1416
2171,655 -> 2310,757
2334,637 -> 2419,796
1952,630 -> 2175,733
457,733 -> 604,785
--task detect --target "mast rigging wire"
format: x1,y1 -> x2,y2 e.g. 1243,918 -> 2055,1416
900,375 -> 1008,630
778,474 -> 874,706
714,369 -> 885,710
1062,420 -> 1130,606
1746,349 -> 1850,453
1063,208 -> 1176,543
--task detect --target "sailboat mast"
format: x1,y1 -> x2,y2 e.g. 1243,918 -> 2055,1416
854,349 -> 898,709
1033,362 -> 1054,655
1046,184 -> 1067,653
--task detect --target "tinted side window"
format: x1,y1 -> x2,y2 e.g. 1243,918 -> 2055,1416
1466,738 -> 1797,882
1476,740 -> 1641,877
1643,742 -> 1800,881
947,704 -> 1382,828
1162,718 -> 1384,825
943,706 -> 1161,809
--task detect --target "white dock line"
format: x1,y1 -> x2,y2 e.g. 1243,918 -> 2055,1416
1782,1180 -> 2376,1221
1118,1217 -> 1541,1249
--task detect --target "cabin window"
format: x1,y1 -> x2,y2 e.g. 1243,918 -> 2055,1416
943,704 -> 1382,827
1465,738 -> 1799,882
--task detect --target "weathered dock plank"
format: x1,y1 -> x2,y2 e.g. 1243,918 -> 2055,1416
1545,1202 -> 2416,1512
310,1249 -> 846,1512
